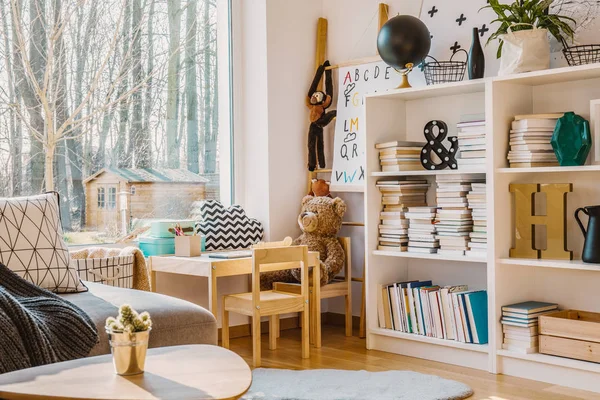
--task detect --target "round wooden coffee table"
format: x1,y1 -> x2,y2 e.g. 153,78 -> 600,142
0,345 -> 252,400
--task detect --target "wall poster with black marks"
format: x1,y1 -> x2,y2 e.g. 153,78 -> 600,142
330,62 -> 402,192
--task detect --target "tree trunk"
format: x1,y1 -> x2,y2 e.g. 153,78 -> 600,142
203,0 -> 216,174
130,0 -> 149,168
185,0 -> 199,173
69,0 -> 97,228
142,0 -> 155,161
0,0 -> 22,196
51,0 -> 72,229
12,0 -> 46,194
115,0 -> 132,168
166,0 -> 181,168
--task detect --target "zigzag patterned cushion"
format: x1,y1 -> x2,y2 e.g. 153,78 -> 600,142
196,201 -> 264,251
0,193 -> 86,293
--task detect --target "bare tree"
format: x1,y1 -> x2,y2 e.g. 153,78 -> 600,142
0,0 -> 22,196
202,0 -> 216,174
9,0 -> 154,192
166,0 -> 181,168
185,0 -> 199,174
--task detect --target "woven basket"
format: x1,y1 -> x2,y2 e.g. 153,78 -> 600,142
422,49 -> 468,85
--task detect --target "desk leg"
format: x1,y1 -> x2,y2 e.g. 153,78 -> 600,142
208,273 -> 218,319
148,257 -> 157,293
313,266 -> 321,348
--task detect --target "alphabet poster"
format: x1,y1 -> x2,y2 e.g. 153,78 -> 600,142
330,61 -> 402,192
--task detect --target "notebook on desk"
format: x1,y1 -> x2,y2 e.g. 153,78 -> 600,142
207,250 -> 253,259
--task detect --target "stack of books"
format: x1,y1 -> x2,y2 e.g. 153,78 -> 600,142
507,114 -> 561,168
406,207 -> 439,254
457,117 -> 486,167
377,281 -> 488,344
501,301 -> 559,354
376,141 -> 426,172
377,180 -> 430,252
435,175 -> 479,256
466,182 -> 487,257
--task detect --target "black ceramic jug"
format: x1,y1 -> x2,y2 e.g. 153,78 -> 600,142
575,205 -> 600,263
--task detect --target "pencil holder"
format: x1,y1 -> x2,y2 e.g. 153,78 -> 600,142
175,235 -> 205,257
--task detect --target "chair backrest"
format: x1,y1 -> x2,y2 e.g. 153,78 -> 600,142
251,246 -> 309,305
338,237 -> 351,282
252,236 -> 293,249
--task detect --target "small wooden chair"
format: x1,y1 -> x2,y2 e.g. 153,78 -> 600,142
274,237 -> 352,348
221,246 -> 310,367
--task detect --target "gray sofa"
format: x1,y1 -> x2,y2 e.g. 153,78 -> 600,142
61,282 -> 217,356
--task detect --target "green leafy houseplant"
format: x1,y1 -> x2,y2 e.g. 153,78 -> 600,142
482,0 -> 575,58
106,304 -> 152,333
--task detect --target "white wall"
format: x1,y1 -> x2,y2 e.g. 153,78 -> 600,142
236,0 -> 426,318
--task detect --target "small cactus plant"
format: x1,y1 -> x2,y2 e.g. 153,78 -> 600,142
105,304 -> 152,333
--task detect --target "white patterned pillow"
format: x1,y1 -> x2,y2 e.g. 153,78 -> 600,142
72,255 -> 134,289
196,200 -> 264,251
0,193 -> 86,293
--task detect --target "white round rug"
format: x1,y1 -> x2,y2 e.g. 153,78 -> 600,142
241,368 -> 473,400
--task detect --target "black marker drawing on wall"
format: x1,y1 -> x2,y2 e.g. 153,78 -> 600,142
450,41 -> 461,53
479,24 -> 489,36
456,14 -> 467,25
428,6 -> 439,17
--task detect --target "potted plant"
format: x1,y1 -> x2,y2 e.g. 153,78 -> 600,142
105,304 -> 153,375
482,0 -> 575,75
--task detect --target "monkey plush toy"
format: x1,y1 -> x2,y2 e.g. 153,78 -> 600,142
307,60 -> 336,171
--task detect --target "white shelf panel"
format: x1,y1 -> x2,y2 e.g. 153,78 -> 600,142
372,168 -> 486,177
365,79 -> 487,101
493,63 -> 600,86
498,258 -> 600,272
497,165 -> 600,174
373,250 -> 486,263
371,328 -> 489,353
497,349 -> 600,373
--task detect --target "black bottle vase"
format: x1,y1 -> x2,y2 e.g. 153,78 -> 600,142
468,27 -> 485,79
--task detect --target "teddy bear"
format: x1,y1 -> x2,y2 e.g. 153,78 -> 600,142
308,178 -> 332,198
258,195 -> 347,290
291,195 -> 346,286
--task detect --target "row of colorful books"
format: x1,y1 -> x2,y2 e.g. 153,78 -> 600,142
501,301 -> 558,354
377,281 -> 488,344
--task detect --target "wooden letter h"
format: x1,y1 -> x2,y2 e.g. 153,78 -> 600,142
509,183 -> 573,260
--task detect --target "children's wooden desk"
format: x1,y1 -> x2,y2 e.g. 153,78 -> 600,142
148,251 -> 322,346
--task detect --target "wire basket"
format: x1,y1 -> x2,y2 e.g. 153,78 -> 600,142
563,44 -> 600,67
422,49 -> 468,85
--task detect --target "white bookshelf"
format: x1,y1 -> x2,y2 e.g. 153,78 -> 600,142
364,63 -> 600,393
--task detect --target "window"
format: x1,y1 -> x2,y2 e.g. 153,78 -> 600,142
97,188 -> 106,209
0,0 -> 233,243
107,187 -> 117,210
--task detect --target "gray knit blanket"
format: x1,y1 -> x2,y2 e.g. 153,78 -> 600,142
0,263 -> 98,373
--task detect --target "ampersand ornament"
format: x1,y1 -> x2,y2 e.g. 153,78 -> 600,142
420,120 -> 458,170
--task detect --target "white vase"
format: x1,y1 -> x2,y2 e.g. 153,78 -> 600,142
498,27 -> 550,76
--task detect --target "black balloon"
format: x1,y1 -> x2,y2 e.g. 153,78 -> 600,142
377,15 -> 431,71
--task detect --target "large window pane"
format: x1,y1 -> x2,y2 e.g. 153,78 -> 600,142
0,0 -> 228,244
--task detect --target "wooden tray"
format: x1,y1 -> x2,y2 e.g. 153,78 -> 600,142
539,310 -> 600,343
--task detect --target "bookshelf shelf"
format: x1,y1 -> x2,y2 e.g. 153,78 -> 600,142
496,165 -> 600,174
498,258 -> 600,272
373,250 -> 486,263
497,350 -> 600,374
371,168 -> 486,177
370,328 -> 489,353
364,63 -> 600,392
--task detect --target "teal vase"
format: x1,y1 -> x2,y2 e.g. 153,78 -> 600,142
551,112 -> 592,166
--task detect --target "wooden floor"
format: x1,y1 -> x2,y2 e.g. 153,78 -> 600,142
227,324 -> 600,400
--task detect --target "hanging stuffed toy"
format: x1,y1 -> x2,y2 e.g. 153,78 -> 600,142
306,60 -> 336,171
